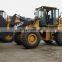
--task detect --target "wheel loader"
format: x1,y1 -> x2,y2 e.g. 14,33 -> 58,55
0,6 -> 62,49
14,6 -> 62,49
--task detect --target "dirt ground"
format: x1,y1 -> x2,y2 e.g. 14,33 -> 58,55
0,41 -> 62,62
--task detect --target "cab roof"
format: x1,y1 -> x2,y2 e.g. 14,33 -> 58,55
36,6 -> 57,10
0,10 -> 5,12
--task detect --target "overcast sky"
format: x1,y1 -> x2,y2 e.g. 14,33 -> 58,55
0,0 -> 62,18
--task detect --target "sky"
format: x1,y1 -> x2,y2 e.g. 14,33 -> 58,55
0,0 -> 62,18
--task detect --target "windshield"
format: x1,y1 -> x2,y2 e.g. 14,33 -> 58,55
34,9 -> 44,18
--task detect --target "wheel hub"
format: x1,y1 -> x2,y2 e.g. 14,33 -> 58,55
28,34 -> 37,44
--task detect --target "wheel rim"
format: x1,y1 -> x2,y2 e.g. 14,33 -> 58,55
28,34 -> 37,44
4,35 -> 13,41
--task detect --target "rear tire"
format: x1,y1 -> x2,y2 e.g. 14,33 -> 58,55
54,32 -> 62,46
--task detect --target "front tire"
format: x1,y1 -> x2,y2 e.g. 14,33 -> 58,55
22,32 -> 40,49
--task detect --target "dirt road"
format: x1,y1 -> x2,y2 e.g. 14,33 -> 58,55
0,42 -> 62,62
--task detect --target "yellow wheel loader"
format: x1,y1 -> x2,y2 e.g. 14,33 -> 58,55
0,10 -> 13,43
15,6 -> 62,49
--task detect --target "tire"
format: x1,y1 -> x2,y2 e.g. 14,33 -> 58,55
14,32 -> 23,45
22,32 -> 40,49
54,32 -> 62,46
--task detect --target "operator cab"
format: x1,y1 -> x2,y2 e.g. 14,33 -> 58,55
0,10 -> 7,19
0,10 -> 7,27
34,6 -> 59,26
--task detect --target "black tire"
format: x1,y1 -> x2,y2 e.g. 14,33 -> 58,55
14,32 -> 23,45
54,32 -> 62,46
22,32 -> 40,49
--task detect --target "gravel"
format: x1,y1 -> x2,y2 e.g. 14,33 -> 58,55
0,42 -> 62,62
